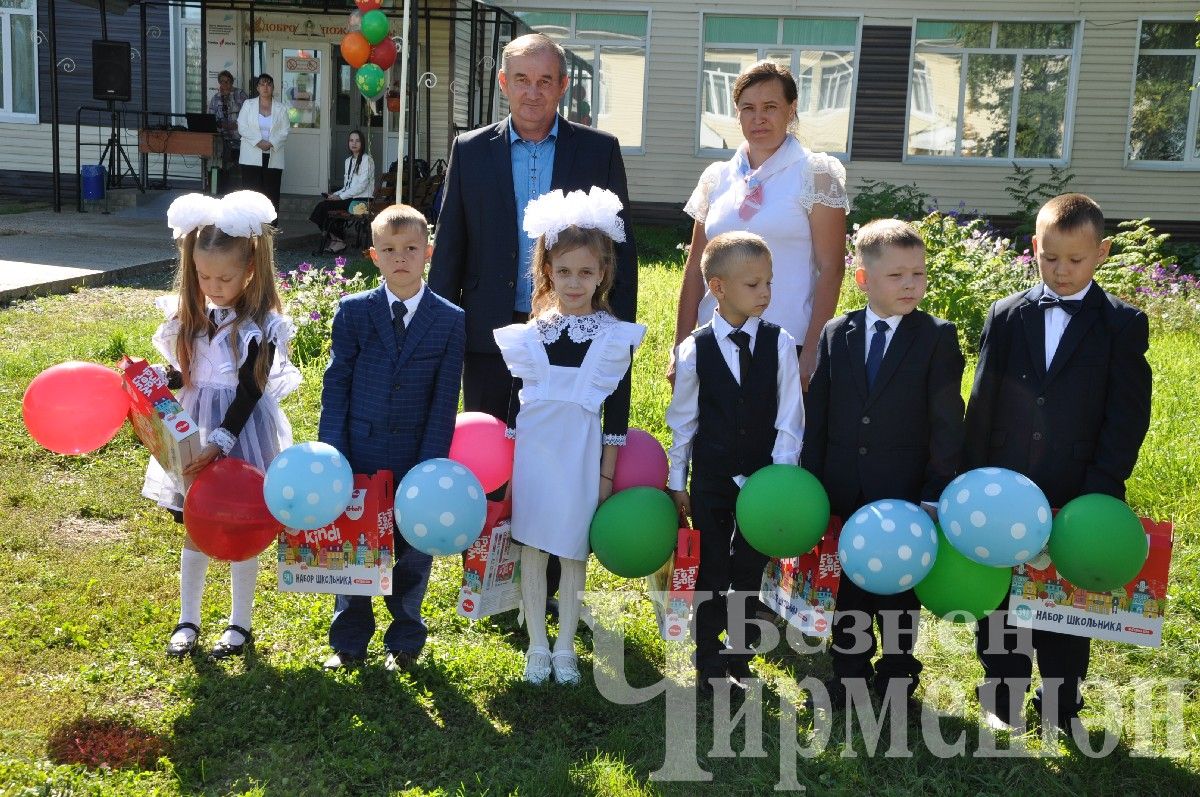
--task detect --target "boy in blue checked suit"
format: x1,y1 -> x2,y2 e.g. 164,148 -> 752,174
319,204 -> 466,671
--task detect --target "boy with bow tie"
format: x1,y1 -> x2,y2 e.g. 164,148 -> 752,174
966,193 -> 1152,732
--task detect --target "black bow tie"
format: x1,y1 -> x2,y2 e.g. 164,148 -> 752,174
1037,295 -> 1083,316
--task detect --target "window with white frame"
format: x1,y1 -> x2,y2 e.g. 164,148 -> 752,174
0,0 -> 37,122
700,15 -> 858,156
516,10 -> 648,150
907,21 -> 1076,162
1128,21 -> 1200,165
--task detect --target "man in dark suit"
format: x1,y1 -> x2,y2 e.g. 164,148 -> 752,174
803,219 -> 965,706
319,205 -> 466,672
966,193 -> 1152,731
429,32 -> 638,419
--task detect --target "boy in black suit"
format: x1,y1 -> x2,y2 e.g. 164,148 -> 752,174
803,219 -> 965,706
967,193 -> 1152,731
666,231 -> 804,697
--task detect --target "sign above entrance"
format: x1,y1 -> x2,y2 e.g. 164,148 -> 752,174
285,56 -> 320,73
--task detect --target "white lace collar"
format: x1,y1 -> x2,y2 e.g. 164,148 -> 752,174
535,311 -> 616,344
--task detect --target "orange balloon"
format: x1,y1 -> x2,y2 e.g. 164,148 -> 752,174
340,32 -> 370,69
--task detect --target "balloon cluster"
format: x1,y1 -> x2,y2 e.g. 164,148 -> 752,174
340,0 -> 395,101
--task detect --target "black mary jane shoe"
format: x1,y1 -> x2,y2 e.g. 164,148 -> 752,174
209,624 -> 253,660
165,622 -> 201,658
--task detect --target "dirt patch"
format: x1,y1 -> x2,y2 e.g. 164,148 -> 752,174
49,517 -> 127,547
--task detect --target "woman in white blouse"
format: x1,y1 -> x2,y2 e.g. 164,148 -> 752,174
671,60 -> 849,389
237,73 -> 289,218
308,130 -> 376,252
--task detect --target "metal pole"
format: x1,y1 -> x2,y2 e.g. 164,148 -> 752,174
49,0 -> 61,211
397,0 -> 411,201
139,0 -> 148,187
467,1 -> 476,129
199,1 -> 207,113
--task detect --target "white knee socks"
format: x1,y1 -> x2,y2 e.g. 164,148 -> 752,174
554,558 -> 586,655
173,547 -> 210,645
521,545 -> 550,652
222,556 -> 259,646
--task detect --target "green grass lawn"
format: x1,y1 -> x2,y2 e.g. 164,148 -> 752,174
0,245 -> 1197,795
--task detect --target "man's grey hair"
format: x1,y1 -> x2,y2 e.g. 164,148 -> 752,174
501,33 -> 567,79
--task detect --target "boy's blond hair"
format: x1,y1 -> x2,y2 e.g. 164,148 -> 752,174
854,219 -> 925,269
701,231 -> 772,282
370,203 -> 428,240
1037,193 -> 1105,242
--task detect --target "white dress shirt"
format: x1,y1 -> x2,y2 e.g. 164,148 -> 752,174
1042,282 -> 1091,369
384,281 -> 424,327
666,312 -> 805,491
863,306 -> 903,361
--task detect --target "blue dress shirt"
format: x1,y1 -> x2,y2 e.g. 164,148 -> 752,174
509,116 -> 558,313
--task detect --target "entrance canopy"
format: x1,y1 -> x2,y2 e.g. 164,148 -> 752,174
47,0 -> 542,211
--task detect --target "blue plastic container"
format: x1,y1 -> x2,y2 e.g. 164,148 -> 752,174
80,164 -> 106,201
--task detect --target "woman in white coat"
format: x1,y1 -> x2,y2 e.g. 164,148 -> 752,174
237,73 -> 289,217
308,129 -> 376,251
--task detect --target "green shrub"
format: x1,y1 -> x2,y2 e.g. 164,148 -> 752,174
1003,163 -> 1074,239
279,259 -> 370,367
848,179 -> 931,229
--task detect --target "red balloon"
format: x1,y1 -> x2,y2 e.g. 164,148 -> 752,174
354,0 -> 382,11
340,32 -> 371,69
22,361 -> 129,455
448,412 -> 514,493
184,458 -> 281,561
369,37 -> 397,71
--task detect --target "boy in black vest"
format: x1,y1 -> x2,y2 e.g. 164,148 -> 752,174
803,219 -> 965,707
667,231 -> 805,697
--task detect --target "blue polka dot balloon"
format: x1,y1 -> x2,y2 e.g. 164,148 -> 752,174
838,500 -> 939,595
394,458 -> 487,556
938,467 -> 1052,567
263,441 -> 354,530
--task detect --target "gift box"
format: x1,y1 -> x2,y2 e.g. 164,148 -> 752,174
458,500 -> 522,620
758,517 -> 844,638
647,527 -> 701,642
277,470 -> 395,596
1006,517 -> 1172,647
119,356 -> 202,480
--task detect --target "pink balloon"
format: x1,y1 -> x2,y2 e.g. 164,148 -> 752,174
612,428 -> 668,493
448,412 -> 514,493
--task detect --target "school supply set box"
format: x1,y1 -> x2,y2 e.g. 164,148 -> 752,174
278,471 -> 395,596
1007,517 -> 1173,648
119,356 -> 202,480
458,500 -> 521,620
647,527 -> 701,642
759,518 -> 844,638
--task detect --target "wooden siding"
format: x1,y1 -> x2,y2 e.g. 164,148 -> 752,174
507,0 -> 1200,226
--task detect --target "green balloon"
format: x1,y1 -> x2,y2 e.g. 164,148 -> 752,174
915,527 -> 1012,621
360,10 -> 389,45
734,464 -> 829,558
589,487 -> 677,578
1048,493 -> 1148,592
355,64 -> 386,100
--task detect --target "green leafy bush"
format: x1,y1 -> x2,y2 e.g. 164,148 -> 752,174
279,258 -> 370,366
848,179 -> 932,229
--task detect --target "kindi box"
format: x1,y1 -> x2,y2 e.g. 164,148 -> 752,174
119,356 -> 202,481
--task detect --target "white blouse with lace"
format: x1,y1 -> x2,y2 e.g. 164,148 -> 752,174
685,135 -> 849,341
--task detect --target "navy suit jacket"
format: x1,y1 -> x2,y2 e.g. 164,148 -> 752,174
802,309 -> 966,520
428,116 -> 638,353
963,282 -> 1151,507
318,284 -> 466,476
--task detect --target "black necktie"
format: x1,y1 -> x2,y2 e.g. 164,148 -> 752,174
865,319 -> 889,390
728,328 -> 752,386
392,301 -> 407,346
1038,295 -> 1083,316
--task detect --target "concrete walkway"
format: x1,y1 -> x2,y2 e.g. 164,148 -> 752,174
0,191 -> 320,303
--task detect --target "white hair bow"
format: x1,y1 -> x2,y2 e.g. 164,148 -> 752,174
167,190 -> 276,239
522,187 -> 626,250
